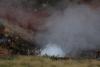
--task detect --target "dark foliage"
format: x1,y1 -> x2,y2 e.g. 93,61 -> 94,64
0,24 -> 40,55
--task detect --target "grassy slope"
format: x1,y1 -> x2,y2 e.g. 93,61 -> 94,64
0,56 -> 100,67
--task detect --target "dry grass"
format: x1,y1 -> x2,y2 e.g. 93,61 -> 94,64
0,56 -> 100,67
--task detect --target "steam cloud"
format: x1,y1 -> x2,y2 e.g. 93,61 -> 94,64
39,5 -> 100,57
0,0 -> 100,57
40,43 -> 65,57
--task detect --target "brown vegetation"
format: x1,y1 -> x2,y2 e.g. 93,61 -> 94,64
0,56 -> 100,67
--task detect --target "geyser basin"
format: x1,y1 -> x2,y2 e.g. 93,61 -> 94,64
40,43 -> 65,57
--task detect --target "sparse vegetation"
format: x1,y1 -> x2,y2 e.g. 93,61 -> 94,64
0,56 -> 100,67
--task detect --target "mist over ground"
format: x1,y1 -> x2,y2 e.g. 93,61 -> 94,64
38,4 -> 100,57
0,0 -> 100,57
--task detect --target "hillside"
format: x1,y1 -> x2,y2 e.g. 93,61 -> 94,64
0,0 -> 100,64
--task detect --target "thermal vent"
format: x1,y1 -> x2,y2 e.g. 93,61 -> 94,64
40,43 -> 65,57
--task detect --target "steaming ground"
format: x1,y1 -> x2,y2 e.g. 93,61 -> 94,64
40,43 -> 65,57
39,4 -> 100,57
0,0 -> 100,57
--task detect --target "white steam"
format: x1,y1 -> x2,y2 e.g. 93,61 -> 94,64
40,43 -> 65,57
37,5 -> 100,57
